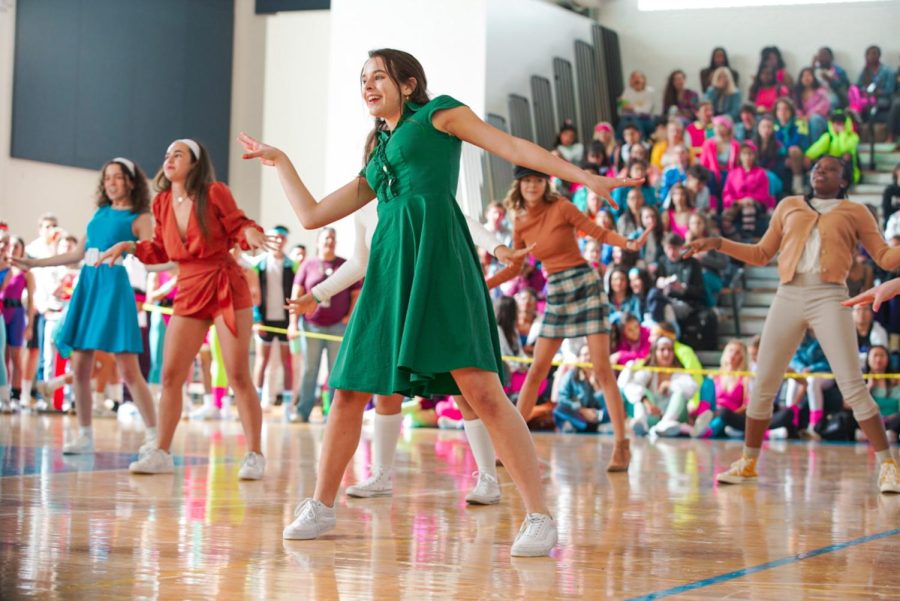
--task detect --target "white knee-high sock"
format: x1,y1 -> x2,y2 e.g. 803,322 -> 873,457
22,380 -> 33,402
105,383 -> 123,403
463,419 -> 497,478
373,412 -> 404,472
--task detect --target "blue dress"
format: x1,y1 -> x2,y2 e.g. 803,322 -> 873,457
56,206 -> 143,355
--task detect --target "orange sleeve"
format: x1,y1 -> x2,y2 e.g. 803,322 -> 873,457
209,182 -> 262,250
134,195 -> 170,264
560,201 -> 610,244
486,227 -> 525,289
718,198 -> 786,266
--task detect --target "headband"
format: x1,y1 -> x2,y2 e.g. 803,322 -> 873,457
111,157 -> 135,177
167,139 -> 201,161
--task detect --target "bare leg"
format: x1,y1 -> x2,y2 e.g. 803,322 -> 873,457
455,394 -> 477,420
586,332 -> 627,442
114,353 -> 157,429
253,337 -> 270,389
451,367 -> 548,515
313,389 -> 373,506
199,347 -> 212,394
375,394 -> 403,415
213,308 -> 262,454
279,341 -> 293,392
157,316 -> 209,451
71,350 -> 95,428
513,337 -> 564,421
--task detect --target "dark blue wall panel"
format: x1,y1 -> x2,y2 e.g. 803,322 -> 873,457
256,0 -> 329,13
12,0 -> 234,181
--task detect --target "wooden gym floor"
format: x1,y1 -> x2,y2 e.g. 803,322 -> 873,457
1,413 -> 899,600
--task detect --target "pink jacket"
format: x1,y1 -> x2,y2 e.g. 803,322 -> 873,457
615,327 -> 651,365
699,138 -> 740,183
722,166 -> 775,210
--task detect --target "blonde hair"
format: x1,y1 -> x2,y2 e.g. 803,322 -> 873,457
712,66 -> 737,95
720,339 -> 748,371
502,177 -> 560,214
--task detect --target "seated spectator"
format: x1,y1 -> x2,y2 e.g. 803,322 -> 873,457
662,183 -> 695,238
604,246 -> 639,292
686,101 -> 715,157
618,70 -> 656,138
854,304 -> 888,368
611,123 -> 647,172
649,321 -> 704,402
847,245 -> 875,299
758,46 -> 793,87
554,120 -> 584,163
733,103 -> 758,142
794,67 -> 831,140
655,233 -> 705,320
495,295 -> 530,392
684,213 -> 731,306
484,200 -> 512,246
592,121 -> 617,167
554,345 -> 608,433
813,46 -> 850,109
783,331 -> 832,437
882,162 -> 900,229
633,206 -> 665,269
749,65 -> 791,114
886,209 -> 900,240
864,345 -> 900,442
513,288 -> 540,356
607,263 -> 642,320
704,66 -> 742,121
699,115 -> 740,190
659,144 -> 692,202
650,119 -> 687,171
620,335 -> 700,437
595,209 -> 617,266
662,69 -> 699,122
856,45 -> 896,123
684,165 -> 713,215
616,188 -> 645,238
805,111 -> 861,183
582,139 -> 612,174
752,115 -> 787,195
499,256 -> 546,301
774,97 -> 811,194
721,143 -> 775,239
582,239 -> 603,275
612,160 -> 657,217
611,312 -> 651,365
700,47 -> 740,92
618,143 -> 661,188
628,267 -> 652,322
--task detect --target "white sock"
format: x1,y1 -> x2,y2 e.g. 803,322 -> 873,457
92,391 -> 105,406
743,446 -> 760,459
203,393 -> 214,407
876,449 -> 896,464
47,375 -> 68,392
0,385 -> 9,402
79,426 -> 93,439
105,383 -> 123,403
22,379 -> 32,401
145,426 -> 158,442
373,412 -> 404,471
463,419 -> 497,478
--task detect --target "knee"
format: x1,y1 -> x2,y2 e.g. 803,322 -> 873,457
227,367 -> 252,391
160,366 -> 183,389
332,390 -> 371,412
118,364 -> 142,387
746,396 -> 775,421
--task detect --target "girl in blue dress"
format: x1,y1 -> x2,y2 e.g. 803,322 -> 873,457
14,158 -> 158,455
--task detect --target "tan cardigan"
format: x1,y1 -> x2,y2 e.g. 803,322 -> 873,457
718,196 -> 900,284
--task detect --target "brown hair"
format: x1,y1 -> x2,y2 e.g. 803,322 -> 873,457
96,160 -> 151,214
154,141 -> 216,238
503,177 -> 559,214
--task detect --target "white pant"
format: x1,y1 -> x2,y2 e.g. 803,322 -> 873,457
749,273 -> 878,422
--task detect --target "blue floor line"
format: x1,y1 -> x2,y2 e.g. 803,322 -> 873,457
626,527 -> 900,600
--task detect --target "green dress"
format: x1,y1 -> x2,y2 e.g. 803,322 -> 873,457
328,95 -> 505,397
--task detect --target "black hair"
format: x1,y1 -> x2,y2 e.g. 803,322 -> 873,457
739,102 -> 757,116
687,164 -> 710,183
622,122 -> 640,133
759,46 -> 785,71
554,120 -> 578,147
494,296 -> 519,353
804,155 -> 850,201
708,47 -> 731,70
663,232 -> 685,247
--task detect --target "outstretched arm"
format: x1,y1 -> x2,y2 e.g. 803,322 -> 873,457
13,237 -> 86,269
239,132 -> 375,229
434,107 -> 642,210
843,278 -> 900,312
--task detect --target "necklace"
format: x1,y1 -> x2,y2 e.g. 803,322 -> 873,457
176,196 -> 187,204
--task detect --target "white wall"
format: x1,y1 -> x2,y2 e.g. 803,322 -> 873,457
595,0 -> 900,105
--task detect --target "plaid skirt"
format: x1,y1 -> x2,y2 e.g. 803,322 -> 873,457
540,264 -> 610,339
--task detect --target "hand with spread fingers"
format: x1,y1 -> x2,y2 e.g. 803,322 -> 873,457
842,278 -> 900,312
286,293 -> 318,318
98,241 -> 134,266
238,132 -> 283,167
681,237 -> 722,260
495,243 -> 535,266
244,228 -> 280,252
587,174 -> 644,212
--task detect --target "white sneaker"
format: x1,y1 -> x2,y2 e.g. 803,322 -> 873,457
138,436 -> 158,458
238,452 -> 266,480
768,426 -> 789,440
650,419 -> 682,438
510,513 -> 558,557
346,467 -> 393,498
437,416 -> 463,430
62,433 -> 94,455
691,410 -> 713,438
189,403 -> 221,421
283,498 -> 336,540
879,460 -> 900,494
724,425 -> 744,439
92,400 -> 116,418
465,471 -> 501,505
129,448 -> 174,474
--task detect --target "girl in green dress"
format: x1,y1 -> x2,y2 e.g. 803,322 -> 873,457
240,48 -> 641,557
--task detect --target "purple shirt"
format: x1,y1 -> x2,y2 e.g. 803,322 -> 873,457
293,256 -> 361,326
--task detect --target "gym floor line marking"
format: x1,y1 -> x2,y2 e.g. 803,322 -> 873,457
626,527 -> 900,600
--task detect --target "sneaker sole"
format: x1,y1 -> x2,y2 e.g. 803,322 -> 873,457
465,495 -> 501,505
716,475 -> 756,485
510,536 -> 558,557
238,472 -> 264,481
62,449 -> 94,455
346,489 -> 393,499
283,524 -> 335,540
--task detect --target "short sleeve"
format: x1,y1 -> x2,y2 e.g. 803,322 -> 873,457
421,95 -> 466,126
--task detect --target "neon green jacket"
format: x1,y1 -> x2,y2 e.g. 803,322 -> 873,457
805,116 -> 860,183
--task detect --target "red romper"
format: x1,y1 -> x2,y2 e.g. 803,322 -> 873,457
135,182 -> 262,335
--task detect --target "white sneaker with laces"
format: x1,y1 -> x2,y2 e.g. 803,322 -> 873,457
238,452 -> 266,480
346,467 -> 393,498
138,436 -> 157,458
283,498 -> 336,540
189,403 -> 221,421
465,471 -> 501,505
129,448 -> 174,474
879,460 -> 900,494
62,433 -> 94,455
510,513 -> 558,557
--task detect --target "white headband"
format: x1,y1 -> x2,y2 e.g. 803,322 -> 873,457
111,157 -> 135,177
167,139 -> 201,161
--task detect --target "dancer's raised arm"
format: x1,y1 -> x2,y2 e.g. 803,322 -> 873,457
239,132 -> 375,229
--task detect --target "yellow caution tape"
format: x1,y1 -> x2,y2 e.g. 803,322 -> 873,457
141,303 -> 899,380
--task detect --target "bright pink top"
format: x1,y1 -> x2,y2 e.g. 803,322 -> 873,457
667,208 -> 693,238
615,326 -> 651,365
714,375 -> 746,412
699,138 -> 740,182
722,166 -> 775,210
753,85 -> 790,113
